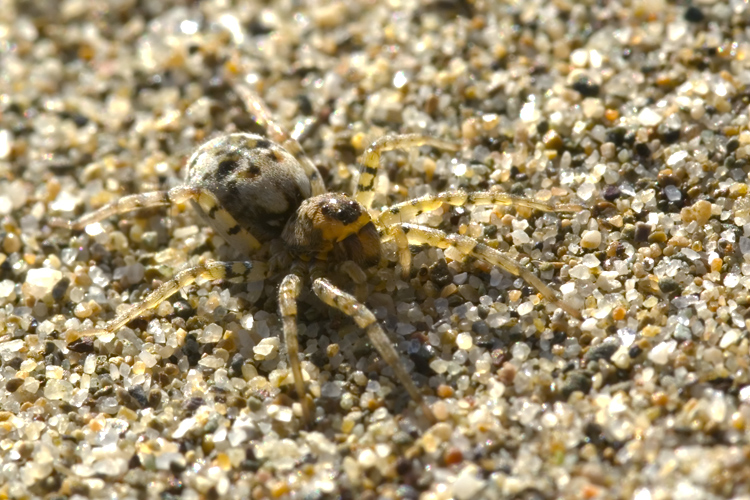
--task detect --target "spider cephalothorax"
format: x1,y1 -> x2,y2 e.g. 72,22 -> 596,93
283,193 -> 381,266
52,86 -> 581,425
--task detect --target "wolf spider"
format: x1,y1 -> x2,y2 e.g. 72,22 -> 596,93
52,86 -> 580,424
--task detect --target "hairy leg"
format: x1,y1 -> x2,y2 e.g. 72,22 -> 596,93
312,277 -> 436,423
379,190 -> 581,227
391,223 -> 581,319
278,270 -> 311,424
49,185 -> 197,230
234,85 -> 326,196
80,260 -> 266,335
355,134 -> 460,210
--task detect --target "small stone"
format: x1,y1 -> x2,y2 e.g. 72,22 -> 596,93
511,342 -> 531,361
562,371 -> 592,397
456,332 -> 473,350
0,130 -> 12,160
634,223 -> 652,243
612,307 -> 626,321
663,185 -> 682,202
577,182 -> 596,201
666,151 -> 689,166
432,401 -> 450,421
5,378 -> 23,392
517,301 -> 534,315
74,300 -> 99,319
729,183 -> 748,198
648,231 -> 667,244
321,382 -> 342,398
253,337 -> 280,360
580,230 -> 602,249
199,323 -> 223,343
139,350 -> 157,368
570,265 -> 591,280
25,268 -> 64,300
582,98 -> 604,119
198,356 -> 225,369
611,346 -> 631,369
68,337 -> 95,353
443,447 -> 464,466
681,199 -> 712,225
511,229 -> 530,245
658,277 -> 681,294
638,107 -> 663,127
437,384 -> 454,398
543,130 -> 563,150
584,342 -> 619,362
44,379 -> 74,400
452,468 -> 485,500
571,75 -> 600,97
659,277 -> 681,294
602,185 -> 621,201
641,325 -> 661,337
358,449 -> 377,468
648,341 -> 676,365
3,233 -> 20,253
684,5 -> 704,22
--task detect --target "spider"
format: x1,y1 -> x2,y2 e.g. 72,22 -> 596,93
52,86 -> 581,424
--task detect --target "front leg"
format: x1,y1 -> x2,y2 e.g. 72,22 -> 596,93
355,134 -> 460,211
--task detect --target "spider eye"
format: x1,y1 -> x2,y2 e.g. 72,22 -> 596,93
321,198 -> 362,225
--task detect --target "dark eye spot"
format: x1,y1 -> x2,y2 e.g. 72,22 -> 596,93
322,198 -> 361,225
217,159 -> 236,178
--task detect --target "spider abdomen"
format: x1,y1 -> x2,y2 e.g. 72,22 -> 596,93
186,133 -> 313,244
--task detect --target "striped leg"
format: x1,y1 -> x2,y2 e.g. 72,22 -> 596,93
386,224 -> 413,279
278,271 -> 311,424
378,190 -> 582,227
49,185 -> 198,230
312,277 -> 436,423
89,260 -> 266,334
394,223 -> 582,319
234,85 -> 326,196
355,135 -> 460,210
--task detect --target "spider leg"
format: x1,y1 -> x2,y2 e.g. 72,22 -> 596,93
48,185 -> 198,231
51,183 -> 264,254
338,260 -> 369,302
384,224 -> 413,279
234,85 -> 326,196
378,190 -> 582,227
278,271 -> 311,424
311,277 -> 436,423
391,223 -> 582,319
83,260 -> 266,334
355,134 -> 460,210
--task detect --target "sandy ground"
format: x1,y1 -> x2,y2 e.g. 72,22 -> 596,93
1,0 -> 750,499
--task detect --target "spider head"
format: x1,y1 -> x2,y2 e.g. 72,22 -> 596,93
282,193 -> 381,266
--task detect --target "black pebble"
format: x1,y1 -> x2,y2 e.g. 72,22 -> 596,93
571,76 -> 600,97
634,222 -> 652,243
561,371 -> 592,398
602,185 -> 621,201
684,6 -> 704,23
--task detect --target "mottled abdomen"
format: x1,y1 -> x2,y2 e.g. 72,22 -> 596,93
186,133 -> 313,244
